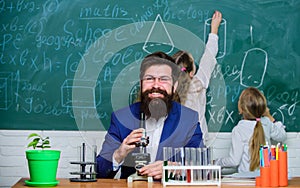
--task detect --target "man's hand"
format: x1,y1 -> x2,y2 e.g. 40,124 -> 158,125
113,128 -> 144,163
138,160 -> 164,180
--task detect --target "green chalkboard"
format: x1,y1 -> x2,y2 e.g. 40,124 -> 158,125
0,0 -> 299,132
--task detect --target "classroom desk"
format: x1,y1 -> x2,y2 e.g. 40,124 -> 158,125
12,177 -> 300,188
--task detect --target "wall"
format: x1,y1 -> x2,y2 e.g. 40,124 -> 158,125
1,130 -> 300,187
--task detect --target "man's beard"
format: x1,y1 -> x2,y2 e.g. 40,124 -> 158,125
140,88 -> 173,120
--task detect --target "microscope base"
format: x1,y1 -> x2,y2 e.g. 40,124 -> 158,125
127,172 -> 153,183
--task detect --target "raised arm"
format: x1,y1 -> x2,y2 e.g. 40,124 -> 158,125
195,10 -> 222,88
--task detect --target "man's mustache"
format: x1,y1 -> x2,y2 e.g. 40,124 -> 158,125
143,88 -> 168,97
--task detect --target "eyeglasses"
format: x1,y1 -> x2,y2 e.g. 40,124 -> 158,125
142,75 -> 172,84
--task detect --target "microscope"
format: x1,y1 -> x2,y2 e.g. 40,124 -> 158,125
127,112 -> 153,183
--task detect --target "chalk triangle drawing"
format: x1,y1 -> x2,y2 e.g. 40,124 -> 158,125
143,14 -> 174,54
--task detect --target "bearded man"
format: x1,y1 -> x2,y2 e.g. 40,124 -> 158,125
96,52 -> 203,180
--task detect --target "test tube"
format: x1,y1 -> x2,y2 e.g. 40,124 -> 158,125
180,147 -> 186,181
202,147 -> 208,181
174,147 -> 185,181
185,147 -> 191,183
196,147 -> 202,181
207,147 -> 212,180
92,145 -> 97,179
163,147 -> 169,182
163,147 -> 173,182
209,146 -> 218,180
168,147 -> 174,180
190,147 -> 197,181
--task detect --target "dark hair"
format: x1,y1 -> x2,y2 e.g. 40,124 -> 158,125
145,51 -> 175,63
140,52 -> 180,83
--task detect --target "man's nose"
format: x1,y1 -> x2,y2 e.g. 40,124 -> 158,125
152,78 -> 162,87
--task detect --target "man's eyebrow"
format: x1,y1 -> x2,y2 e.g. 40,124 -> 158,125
143,75 -> 171,77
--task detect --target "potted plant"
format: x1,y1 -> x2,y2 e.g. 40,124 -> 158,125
25,133 -> 61,186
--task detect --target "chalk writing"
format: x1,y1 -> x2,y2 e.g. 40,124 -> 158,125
21,81 -> 46,93
0,0 -> 298,132
0,0 -> 36,14
79,4 -> 129,20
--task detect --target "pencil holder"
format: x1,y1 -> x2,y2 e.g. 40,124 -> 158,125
260,166 -> 270,187
270,160 -> 279,187
279,151 -> 288,186
255,176 -> 261,186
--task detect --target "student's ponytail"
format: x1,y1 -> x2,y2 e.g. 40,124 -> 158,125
249,119 -> 265,171
239,87 -> 267,171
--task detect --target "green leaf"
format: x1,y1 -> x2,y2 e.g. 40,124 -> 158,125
26,133 -> 51,150
43,140 -> 50,145
27,140 -> 38,149
33,138 -> 40,142
27,133 -> 40,139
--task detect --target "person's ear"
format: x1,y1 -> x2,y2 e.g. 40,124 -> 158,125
189,71 -> 194,78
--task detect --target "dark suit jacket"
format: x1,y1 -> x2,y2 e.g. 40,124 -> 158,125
96,101 -> 202,178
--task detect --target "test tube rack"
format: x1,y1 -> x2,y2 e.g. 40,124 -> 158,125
162,165 -> 221,186
69,143 -> 97,182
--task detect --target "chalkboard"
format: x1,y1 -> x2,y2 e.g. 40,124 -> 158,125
0,0 -> 299,132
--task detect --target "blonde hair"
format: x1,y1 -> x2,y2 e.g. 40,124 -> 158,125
173,50 -> 195,74
238,87 -> 267,171
172,50 -> 194,104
